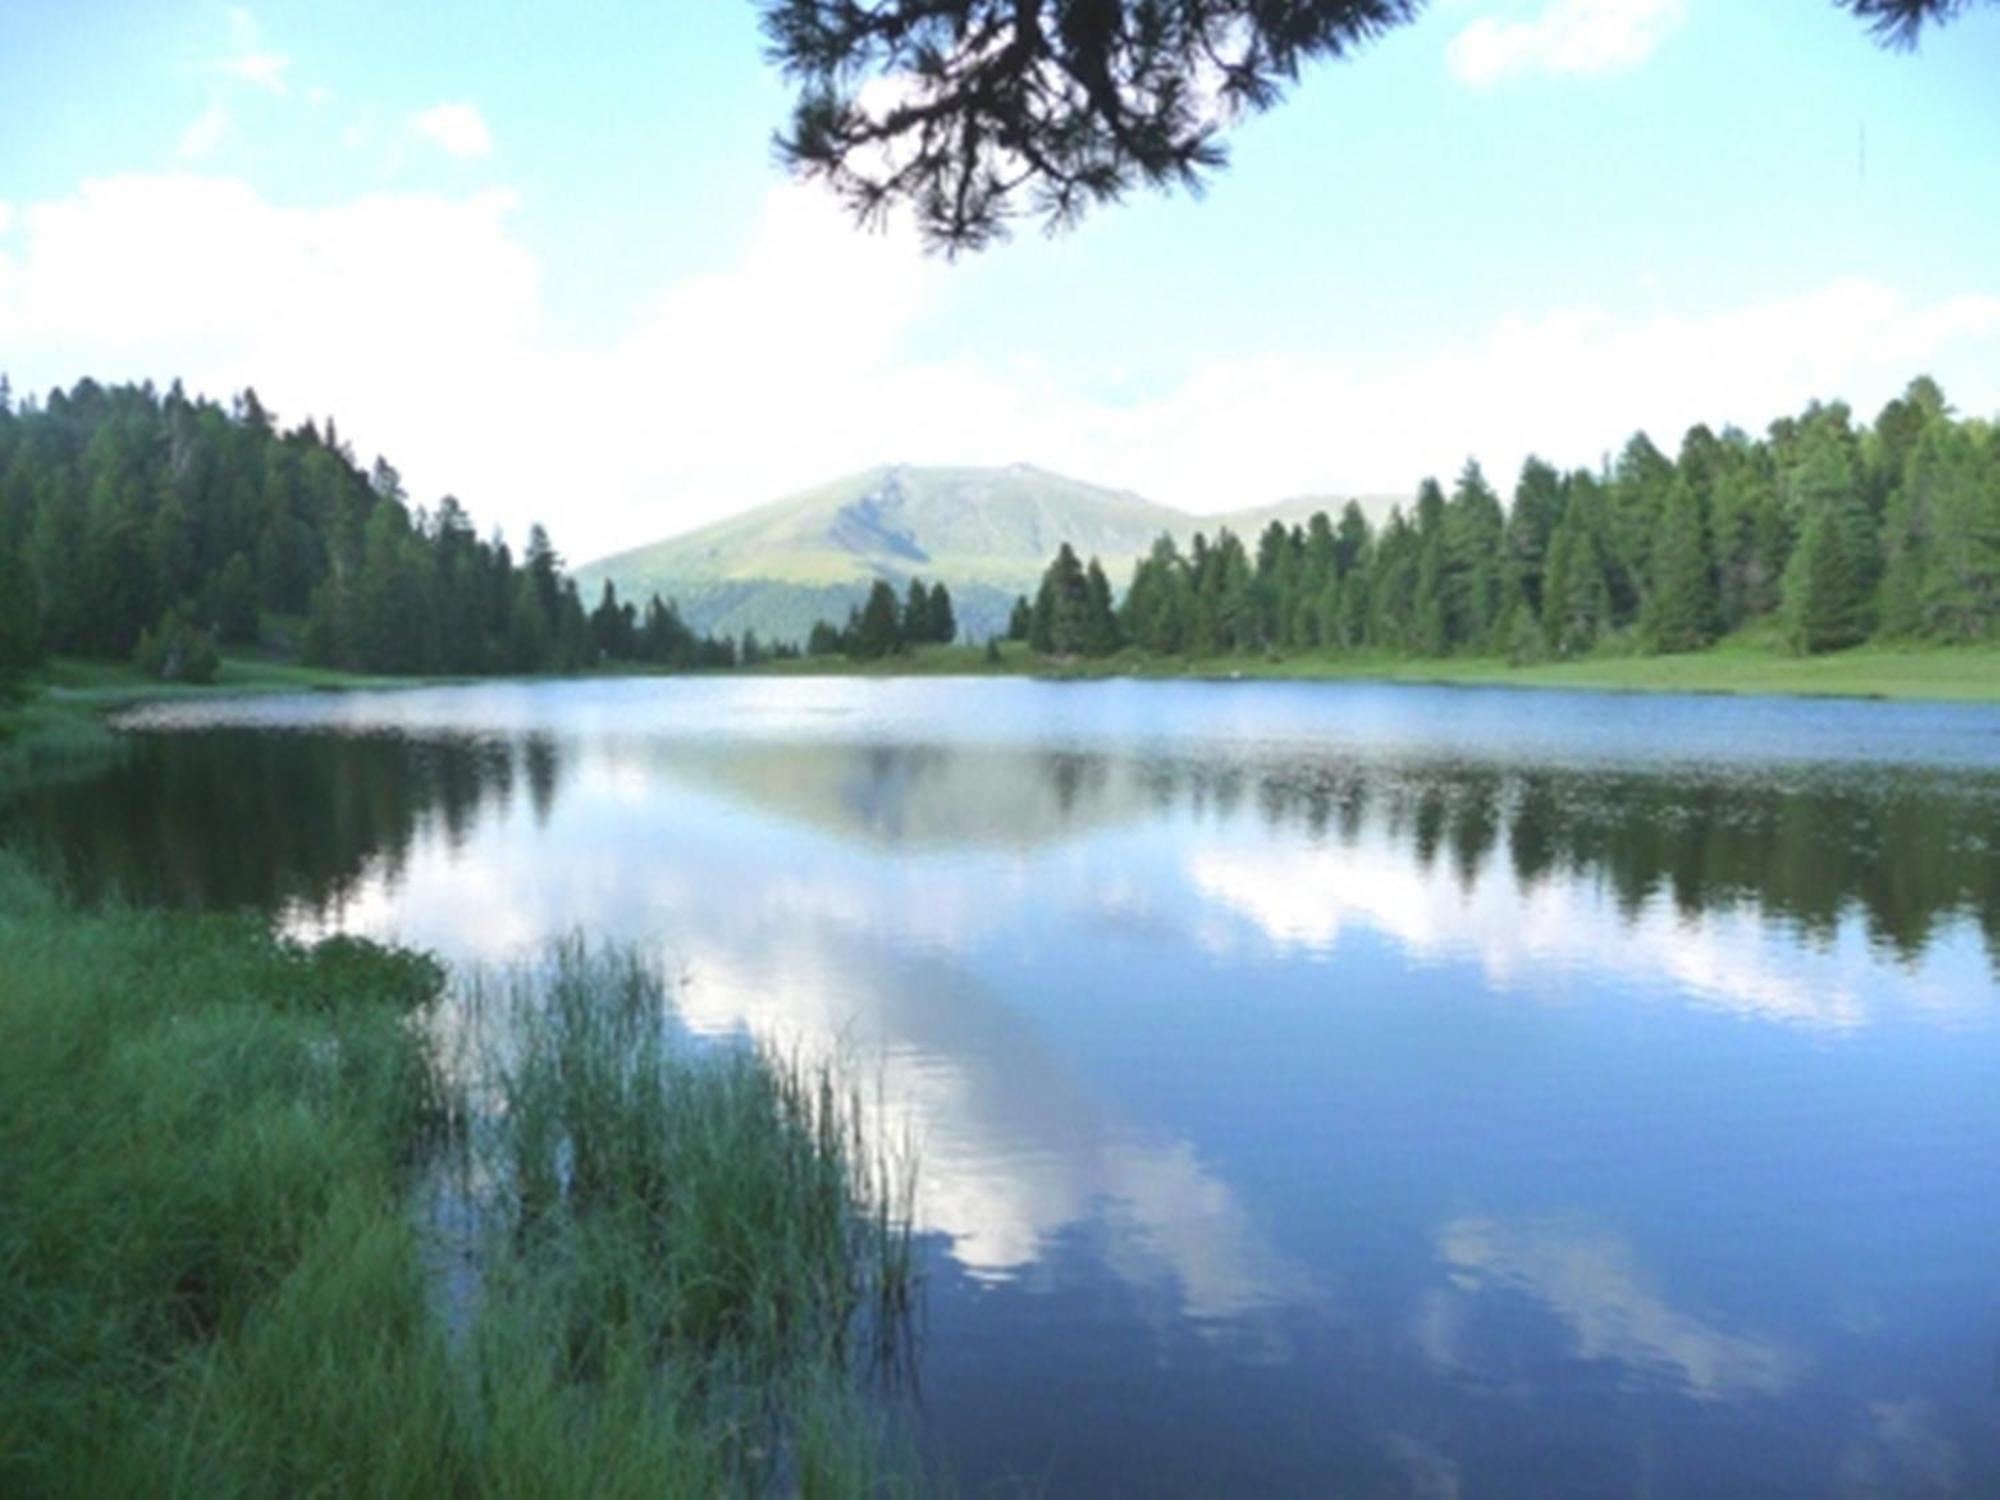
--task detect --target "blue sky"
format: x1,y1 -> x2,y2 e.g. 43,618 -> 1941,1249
4,0 -> 1997,561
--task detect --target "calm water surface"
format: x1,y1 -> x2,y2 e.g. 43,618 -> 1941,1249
11,677 -> 2000,1497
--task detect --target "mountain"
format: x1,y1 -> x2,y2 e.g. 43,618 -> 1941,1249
574,464 -> 1405,645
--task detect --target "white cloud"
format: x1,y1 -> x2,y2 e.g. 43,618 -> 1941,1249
2,171 -> 1998,565
177,101 -> 229,160
1062,276 -> 2000,511
1448,0 -> 1685,87
411,103 -> 493,160
0,201 -> 13,237
213,7 -> 291,94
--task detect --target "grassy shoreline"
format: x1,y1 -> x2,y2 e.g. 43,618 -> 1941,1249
757,636 -> 2000,703
0,856 -> 918,1495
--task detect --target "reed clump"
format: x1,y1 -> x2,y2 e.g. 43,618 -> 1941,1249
0,856 -> 922,1497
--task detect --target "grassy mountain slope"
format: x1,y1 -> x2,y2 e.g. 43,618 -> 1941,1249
575,465 -> 1402,644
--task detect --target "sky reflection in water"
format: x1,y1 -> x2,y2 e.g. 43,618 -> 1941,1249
28,677 -> 2000,1496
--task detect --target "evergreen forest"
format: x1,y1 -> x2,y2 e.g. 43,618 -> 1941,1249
0,377 -> 742,686
997,377 -> 1999,663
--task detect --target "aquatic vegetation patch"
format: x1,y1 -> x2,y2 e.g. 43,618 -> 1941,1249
0,856 -> 922,1496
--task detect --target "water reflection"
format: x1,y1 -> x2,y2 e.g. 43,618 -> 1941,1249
1426,1216 -> 1796,1401
0,729 -> 545,912
668,920 -> 1312,1330
19,724 -> 2000,1024
19,721 -> 1997,977
10,680 -> 2000,1495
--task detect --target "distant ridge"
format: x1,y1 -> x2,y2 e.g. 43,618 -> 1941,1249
575,465 -> 1404,644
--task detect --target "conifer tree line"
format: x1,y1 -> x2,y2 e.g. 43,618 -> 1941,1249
0,377 -> 742,684
804,576 -> 958,659
1005,377 -> 1999,660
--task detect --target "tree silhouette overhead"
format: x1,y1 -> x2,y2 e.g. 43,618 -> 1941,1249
761,0 -> 1419,254
762,0 -> 1992,254
1840,0 -> 1992,46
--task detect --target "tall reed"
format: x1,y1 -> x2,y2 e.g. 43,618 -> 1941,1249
0,857 -> 924,1496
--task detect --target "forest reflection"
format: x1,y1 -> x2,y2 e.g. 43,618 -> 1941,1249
2,729 -> 554,913
8,726 -> 1998,968
616,736 -> 2000,966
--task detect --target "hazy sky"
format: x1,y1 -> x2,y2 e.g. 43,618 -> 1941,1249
4,0 -> 1998,561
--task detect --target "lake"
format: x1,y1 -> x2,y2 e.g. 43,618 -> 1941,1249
10,676 -> 2000,1496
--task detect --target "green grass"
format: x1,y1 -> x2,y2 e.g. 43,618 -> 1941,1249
0,857 -> 923,1496
40,652 -> 458,704
758,635 -> 2000,703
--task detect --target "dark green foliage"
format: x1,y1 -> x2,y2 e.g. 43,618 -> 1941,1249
1644,479 -> 1720,654
1505,458 -> 1564,620
853,579 -> 903,658
0,377 -> 737,680
901,578 -> 931,644
1007,594 -> 1032,641
132,607 -> 220,684
800,573 -> 958,657
1784,509 -> 1871,653
0,541 -> 40,693
1120,535 -> 1192,653
1025,544 -> 1120,656
1439,460 -> 1506,651
1909,422 -> 2000,640
205,553 -> 261,646
928,580 -> 957,644
1083,558 -> 1122,654
1009,376 -> 1995,667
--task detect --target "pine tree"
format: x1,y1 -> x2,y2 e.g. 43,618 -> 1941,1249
1543,514 -> 1611,656
1917,426 -> 2000,641
901,578 -> 932,645
1030,543 -> 1090,654
1789,418 -> 1879,612
1784,509 -> 1869,653
1643,478 -> 1719,653
1007,594 -> 1032,641
590,580 -> 629,661
1607,433 -> 1674,626
1029,576 -> 1057,653
1208,531 -> 1256,652
928,581 -> 957,643
1121,535 -> 1187,653
855,579 -> 903,658
1082,557 -> 1121,655
1334,502 -> 1371,580
1505,458 -> 1564,618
